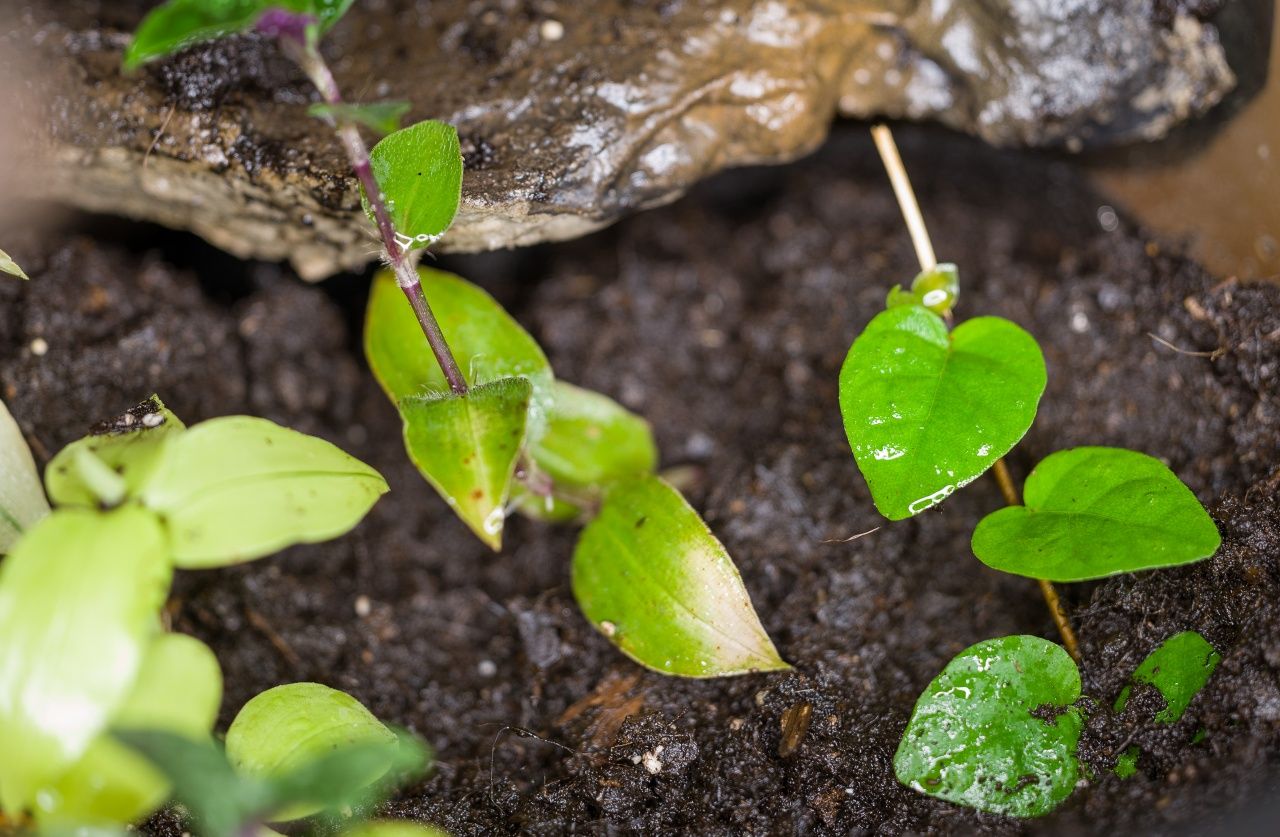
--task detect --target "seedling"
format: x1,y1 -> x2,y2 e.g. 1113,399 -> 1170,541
0,247 -> 28,280
125,2 -> 787,679
0,395 -> 388,827
853,126 -> 1223,817
0,397 -> 49,550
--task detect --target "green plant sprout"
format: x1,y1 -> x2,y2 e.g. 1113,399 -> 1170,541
124,1 -> 785,679
0,397 -> 49,550
0,395 -> 388,828
895,631 -> 1220,816
119,683 -> 434,837
853,125 -> 1223,817
0,247 -> 28,280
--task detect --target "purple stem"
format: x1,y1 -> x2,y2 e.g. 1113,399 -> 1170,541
276,26 -> 468,396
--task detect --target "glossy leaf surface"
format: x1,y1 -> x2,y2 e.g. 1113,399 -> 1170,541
972,447 -> 1221,581
36,633 -> 223,826
308,101 -> 410,136
364,268 -> 554,432
400,378 -> 531,550
344,822 -> 449,837
1114,631 -> 1220,724
0,509 -> 172,814
225,682 -> 397,821
839,306 -> 1045,520
1,247 -> 28,279
364,120 -> 462,249
0,397 -> 49,551
46,396 -> 187,509
894,635 -> 1083,818
141,416 -> 387,568
572,476 -> 788,677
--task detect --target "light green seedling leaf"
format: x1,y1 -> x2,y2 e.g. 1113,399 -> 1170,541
267,729 -> 430,821
225,682 -> 398,822
45,396 -> 186,509
344,822 -> 450,837
308,101 -> 411,136
572,475 -> 789,677
894,635 -> 1083,818
140,416 -> 387,568
1,247 -> 28,280
364,120 -> 463,250
972,447 -> 1221,582
839,306 -> 1046,520
0,508 -> 172,815
365,267 -> 554,434
401,377 -> 531,550
0,397 -> 49,551
1113,746 -> 1140,779
886,263 -> 959,316
125,0 -> 354,71
1114,631 -> 1220,724
514,381 -> 658,522
36,633 -> 223,827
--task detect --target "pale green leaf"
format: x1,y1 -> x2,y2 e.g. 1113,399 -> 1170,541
1114,630 -> 1220,724
894,635 -> 1083,818
514,381 -> 657,522
1,247 -> 28,280
401,377 -> 531,550
364,267 -> 554,435
140,416 -> 388,568
0,508 -> 172,814
364,120 -> 463,250
0,397 -> 49,551
572,475 -> 788,677
971,447 -> 1221,581
308,101 -> 410,136
225,682 -> 397,822
839,306 -> 1046,520
35,633 -> 223,827
45,396 -> 186,509
344,822 -> 450,837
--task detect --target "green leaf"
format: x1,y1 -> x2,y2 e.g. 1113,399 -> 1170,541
401,378 -> 531,550
1114,631 -> 1220,724
0,508 -> 172,814
224,682 -> 399,821
308,101 -> 410,136
267,729 -> 430,821
364,267 -> 554,433
35,633 -> 223,827
45,396 -> 187,509
894,635 -> 1083,818
572,475 -> 788,678
885,263 -> 959,316
839,306 -> 1046,520
364,120 -> 463,250
344,822 -> 450,837
139,416 -> 388,568
514,382 -> 658,522
1113,746 -> 1139,779
971,447 -> 1221,582
0,397 -> 49,551
124,0 -> 353,71
1,247 -> 28,280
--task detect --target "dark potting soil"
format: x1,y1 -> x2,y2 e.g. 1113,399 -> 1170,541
1,125 -> 1278,835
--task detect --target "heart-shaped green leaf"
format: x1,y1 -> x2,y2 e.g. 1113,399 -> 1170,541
46,396 -> 186,509
308,101 -> 410,136
839,306 -> 1046,520
572,475 -> 789,677
364,120 -> 462,250
35,633 -> 223,827
1,247 -> 28,280
364,268 -> 554,437
1,397 -> 49,551
140,416 -> 388,568
894,635 -> 1083,818
971,447 -> 1221,582
225,682 -> 398,821
0,508 -> 172,814
513,381 -> 658,522
1114,631 -> 1220,724
401,377 -> 532,550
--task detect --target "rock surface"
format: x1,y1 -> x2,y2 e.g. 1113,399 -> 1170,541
3,0 -> 1238,278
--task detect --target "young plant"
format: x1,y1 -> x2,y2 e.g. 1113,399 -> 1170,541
848,126 -> 1224,817
0,247 -> 28,280
0,397 -> 49,550
124,2 -> 787,679
0,395 -> 388,827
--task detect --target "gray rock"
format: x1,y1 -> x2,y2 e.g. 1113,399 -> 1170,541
2,0 -> 1236,278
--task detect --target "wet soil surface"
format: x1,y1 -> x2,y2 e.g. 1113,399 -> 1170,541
2,125 -> 1278,834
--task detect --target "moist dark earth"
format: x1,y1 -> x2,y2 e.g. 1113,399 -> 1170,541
2,126 -> 1279,835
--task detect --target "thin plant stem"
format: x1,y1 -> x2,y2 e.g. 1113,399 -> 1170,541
283,36 -> 468,395
870,123 -> 1079,660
